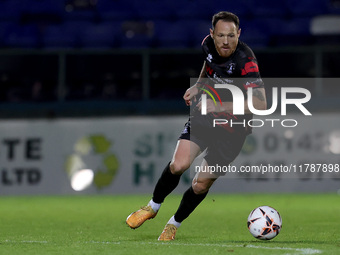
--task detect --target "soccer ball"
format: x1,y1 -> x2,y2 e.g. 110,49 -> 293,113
247,206 -> 282,240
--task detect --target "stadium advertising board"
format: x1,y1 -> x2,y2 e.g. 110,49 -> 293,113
0,115 -> 339,195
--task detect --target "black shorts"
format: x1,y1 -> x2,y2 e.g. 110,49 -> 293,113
179,117 -> 246,168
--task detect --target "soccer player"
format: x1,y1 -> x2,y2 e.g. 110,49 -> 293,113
126,11 -> 267,241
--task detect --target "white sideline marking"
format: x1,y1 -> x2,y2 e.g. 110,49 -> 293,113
87,241 -> 121,245
4,240 -> 48,244
86,241 -> 323,254
142,242 -> 323,255
2,240 -> 323,254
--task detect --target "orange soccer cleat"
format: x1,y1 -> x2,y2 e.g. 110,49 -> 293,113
158,224 -> 177,241
126,205 -> 157,229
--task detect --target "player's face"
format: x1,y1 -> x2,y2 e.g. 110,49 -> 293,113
210,20 -> 240,58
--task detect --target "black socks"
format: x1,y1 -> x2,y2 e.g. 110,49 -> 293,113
152,162 -> 181,204
174,186 -> 208,223
152,162 -> 209,224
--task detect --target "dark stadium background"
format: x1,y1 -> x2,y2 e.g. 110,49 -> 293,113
0,0 -> 339,118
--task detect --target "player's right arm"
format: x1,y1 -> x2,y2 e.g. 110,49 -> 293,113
183,61 -> 207,106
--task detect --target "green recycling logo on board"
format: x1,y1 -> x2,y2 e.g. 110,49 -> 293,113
65,134 -> 119,189
241,135 -> 257,155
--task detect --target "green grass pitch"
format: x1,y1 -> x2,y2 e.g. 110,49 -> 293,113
0,193 -> 339,254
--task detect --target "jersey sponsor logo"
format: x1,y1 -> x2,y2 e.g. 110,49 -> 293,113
226,63 -> 235,75
206,53 -> 213,63
241,61 -> 259,76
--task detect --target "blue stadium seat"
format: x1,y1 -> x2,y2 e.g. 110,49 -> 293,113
273,17 -> 313,46
120,33 -> 154,48
281,18 -> 311,35
240,30 -> 270,48
328,0 -> 340,14
62,3 -> 98,22
79,22 -> 121,48
175,0 -> 214,20
185,20 -> 211,48
286,0 -> 329,17
243,18 -> 284,37
210,0 -> 251,20
21,0 -> 64,15
20,0 -> 64,24
0,0 -> 26,22
249,0 -> 289,18
96,0 -> 136,21
42,21 -> 93,48
240,19 -> 271,48
154,21 -> 190,48
120,21 -> 154,48
133,0 -> 176,20
0,22 -> 12,47
4,23 -> 40,48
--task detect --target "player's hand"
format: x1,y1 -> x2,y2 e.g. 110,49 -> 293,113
183,86 -> 199,106
197,99 -> 220,113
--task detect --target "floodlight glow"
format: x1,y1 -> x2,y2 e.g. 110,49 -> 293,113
71,169 -> 94,191
329,130 -> 340,154
284,129 -> 294,139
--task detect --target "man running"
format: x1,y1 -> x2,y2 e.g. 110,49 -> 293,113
126,11 -> 267,241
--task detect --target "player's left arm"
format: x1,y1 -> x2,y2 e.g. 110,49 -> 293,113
183,61 -> 207,106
